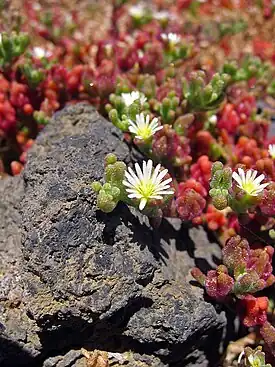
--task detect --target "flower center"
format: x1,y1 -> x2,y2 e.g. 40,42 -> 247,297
137,125 -> 153,140
137,179 -> 155,198
242,181 -> 257,194
248,356 -> 261,367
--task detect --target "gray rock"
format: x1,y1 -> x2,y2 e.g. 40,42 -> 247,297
0,176 -> 40,366
43,349 -> 82,367
1,104 -> 227,366
42,349 -> 165,367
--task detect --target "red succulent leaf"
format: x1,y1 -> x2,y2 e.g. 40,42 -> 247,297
204,266 -> 234,300
238,295 -> 268,327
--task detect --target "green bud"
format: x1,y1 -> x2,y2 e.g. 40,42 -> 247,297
112,161 -> 126,181
203,85 -> 213,102
120,117 -> 130,131
185,72 -> 227,111
21,64 -> 45,88
223,168 -> 233,187
167,110 -> 175,124
221,73 -> 231,84
109,93 -> 116,104
1,33 -> 11,49
210,169 -> 223,188
33,111 -> 49,125
196,70 -> 205,79
212,195 -> 228,210
165,89 -> 174,97
209,188 -> 219,197
221,189 -> 229,197
171,96 -> 180,109
18,33 -> 30,49
92,155 -> 128,214
103,183 -> 112,192
105,103 -> 112,113
0,32 -> 30,69
105,153 -> 117,165
128,102 -> 139,121
223,61 -> 238,76
110,186 -> 120,199
162,98 -> 171,109
193,76 -> 204,90
105,165 -> 113,182
109,109 -> 128,131
108,108 -> 118,122
269,229 -> 275,240
210,162 -> 232,191
97,192 -> 117,213
91,181 -> 102,193
211,161 -> 224,175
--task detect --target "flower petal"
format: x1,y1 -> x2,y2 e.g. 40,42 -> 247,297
154,168 -> 169,184
255,182 -> 270,191
245,169 -> 252,183
135,162 -> 144,181
232,172 -> 242,187
149,195 -> 163,200
151,164 -> 161,184
125,169 -> 139,186
253,174 -> 265,185
238,168 -> 246,184
250,170 -> 258,181
139,198 -> 147,210
126,188 -> 140,193
128,193 -> 142,199
129,126 -> 138,134
144,160 -> 153,182
122,180 -> 135,188
159,177 -> 173,186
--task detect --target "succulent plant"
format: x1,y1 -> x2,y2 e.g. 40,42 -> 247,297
0,32 -> 29,69
182,71 -> 230,112
192,235 -> 274,304
0,2 -> 275,358
20,63 -> 45,89
238,346 -> 272,367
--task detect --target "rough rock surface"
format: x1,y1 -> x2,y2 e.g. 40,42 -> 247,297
1,104 -> 227,366
0,176 -> 40,366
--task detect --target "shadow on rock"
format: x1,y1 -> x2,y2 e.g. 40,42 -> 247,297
37,296 -> 153,355
0,335 -> 37,367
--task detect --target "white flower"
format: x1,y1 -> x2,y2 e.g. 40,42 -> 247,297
268,144 -> 275,159
33,3 -> 41,10
161,32 -> 181,45
129,4 -> 146,17
121,91 -> 147,107
154,11 -> 169,20
129,113 -> 162,140
232,168 -> 269,196
123,160 -> 174,210
138,49 -> 144,59
209,115 -> 217,124
32,47 -> 52,59
139,94 -> 147,105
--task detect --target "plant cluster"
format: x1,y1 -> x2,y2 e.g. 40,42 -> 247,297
238,346 -> 272,367
1,0 -> 275,364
